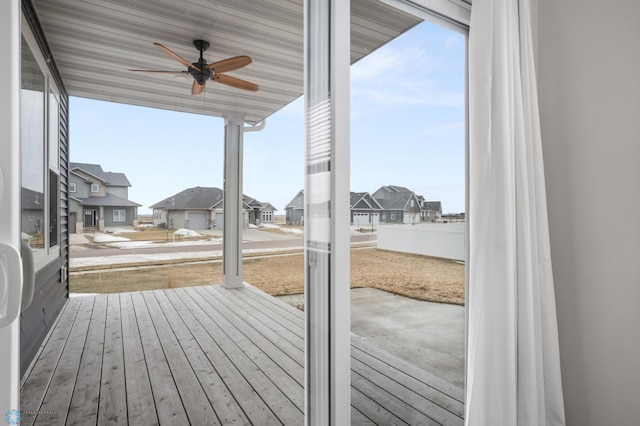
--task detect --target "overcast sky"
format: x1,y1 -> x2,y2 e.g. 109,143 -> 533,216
69,20 -> 465,215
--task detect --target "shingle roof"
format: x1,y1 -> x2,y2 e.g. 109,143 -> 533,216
373,185 -> 416,210
285,190 -> 304,210
75,193 -> 141,207
149,187 -> 224,210
70,162 -> 131,187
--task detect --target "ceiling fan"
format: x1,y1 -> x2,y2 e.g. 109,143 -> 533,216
130,39 -> 259,95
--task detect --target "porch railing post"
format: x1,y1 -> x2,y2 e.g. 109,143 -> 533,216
222,114 -> 244,289
304,0 -> 351,424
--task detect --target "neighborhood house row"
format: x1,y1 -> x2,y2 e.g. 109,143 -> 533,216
60,164 -> 442,232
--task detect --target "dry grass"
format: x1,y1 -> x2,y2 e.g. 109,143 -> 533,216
70,249 -> 465,305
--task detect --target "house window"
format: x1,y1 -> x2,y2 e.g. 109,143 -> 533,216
91,183 -> 99,193
113,210 -> 126,223
390,214 -> 395,220
20,31 -> 62,270
69,182 -> 76,192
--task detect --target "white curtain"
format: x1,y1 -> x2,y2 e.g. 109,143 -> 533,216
466,0 -> 566,424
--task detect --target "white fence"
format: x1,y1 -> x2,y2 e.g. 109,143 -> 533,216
377,223 -> 465,261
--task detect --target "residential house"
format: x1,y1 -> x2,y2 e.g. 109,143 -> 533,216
350,191 -> 383,228
417,196 -> 442,222
150,186 -> 275,230
372,185 -> 422,224
285,189 -> 304,225
3,1 -> 638,424
244,195 -> 276,225
68,162 -> 141,233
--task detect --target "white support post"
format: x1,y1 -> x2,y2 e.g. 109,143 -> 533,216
222,115 -> 244,289
0,0 -> 22,416
304,0 -> 351,424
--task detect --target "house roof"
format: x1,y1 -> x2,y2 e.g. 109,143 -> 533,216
70,162 -> 132,187
350,192 -> 383,210
28,0 -> 442,124
285,190 -> 304,210
150,186 -> 224,210
372,185 -> 418,210
151,187 -> 272,211
75,193 -> 142,207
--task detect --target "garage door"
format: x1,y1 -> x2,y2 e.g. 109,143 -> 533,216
188,212 -> 207,230
214,212 -> 224,230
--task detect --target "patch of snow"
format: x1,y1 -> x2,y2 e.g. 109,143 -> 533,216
259,223 -> 281,229
21,232 -> 33,240
173,228 -> 202,237
93,232 -> 130,242
138,224 -> 154,228
248,223 -> 259,229
105,237 -> 222,249
281,228 -> 303,235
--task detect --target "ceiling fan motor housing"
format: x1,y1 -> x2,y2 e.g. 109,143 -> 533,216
190,60 -> 211,84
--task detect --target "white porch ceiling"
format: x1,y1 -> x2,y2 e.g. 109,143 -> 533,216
32,0 -> 422,124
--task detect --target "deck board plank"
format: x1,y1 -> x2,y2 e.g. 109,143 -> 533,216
130,291 -> 190,424
168,287 -> 280,425
213,286 -> 304,348
97,293 -> 128,425
33,297 -> 94,426
66,295 -> 107,426
141,290 -> 220,425
154,289 -> 251,425
204,286 -> 304,363
182,287 -> 303,424
195,287 -> 305,407
352,356 -> 463,425
21,297 -> 82,424
120,292 -> 159,426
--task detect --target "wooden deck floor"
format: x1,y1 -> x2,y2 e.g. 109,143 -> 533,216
20,285 -> 464,425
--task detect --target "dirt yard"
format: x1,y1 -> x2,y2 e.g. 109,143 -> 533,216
70,248 -> 465,305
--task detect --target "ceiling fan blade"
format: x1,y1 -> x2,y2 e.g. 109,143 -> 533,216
191,80 -> 206,95
212,73 -> 259,92
206,56 -> 252,73
153,42 -> 201,72
129,70 -> 190,74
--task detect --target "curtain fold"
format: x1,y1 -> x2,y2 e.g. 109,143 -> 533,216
466,0 -> 566,424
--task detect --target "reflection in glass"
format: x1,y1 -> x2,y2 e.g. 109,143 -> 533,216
21,36 -> 46,252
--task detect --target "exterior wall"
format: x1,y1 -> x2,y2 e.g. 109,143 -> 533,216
69,173 -> 88,198
103,206 -> 136,227
153,208 -> 167,227
74,170 -> 106,197
377,223 -> 464,261
260,207 -> 274,223
537,1 -> 640,424
381,210 -> 403,223
20,0 -> 70,376
106,185 -> 128,199
286,208 -> 304,225
167,210 -> 185,230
